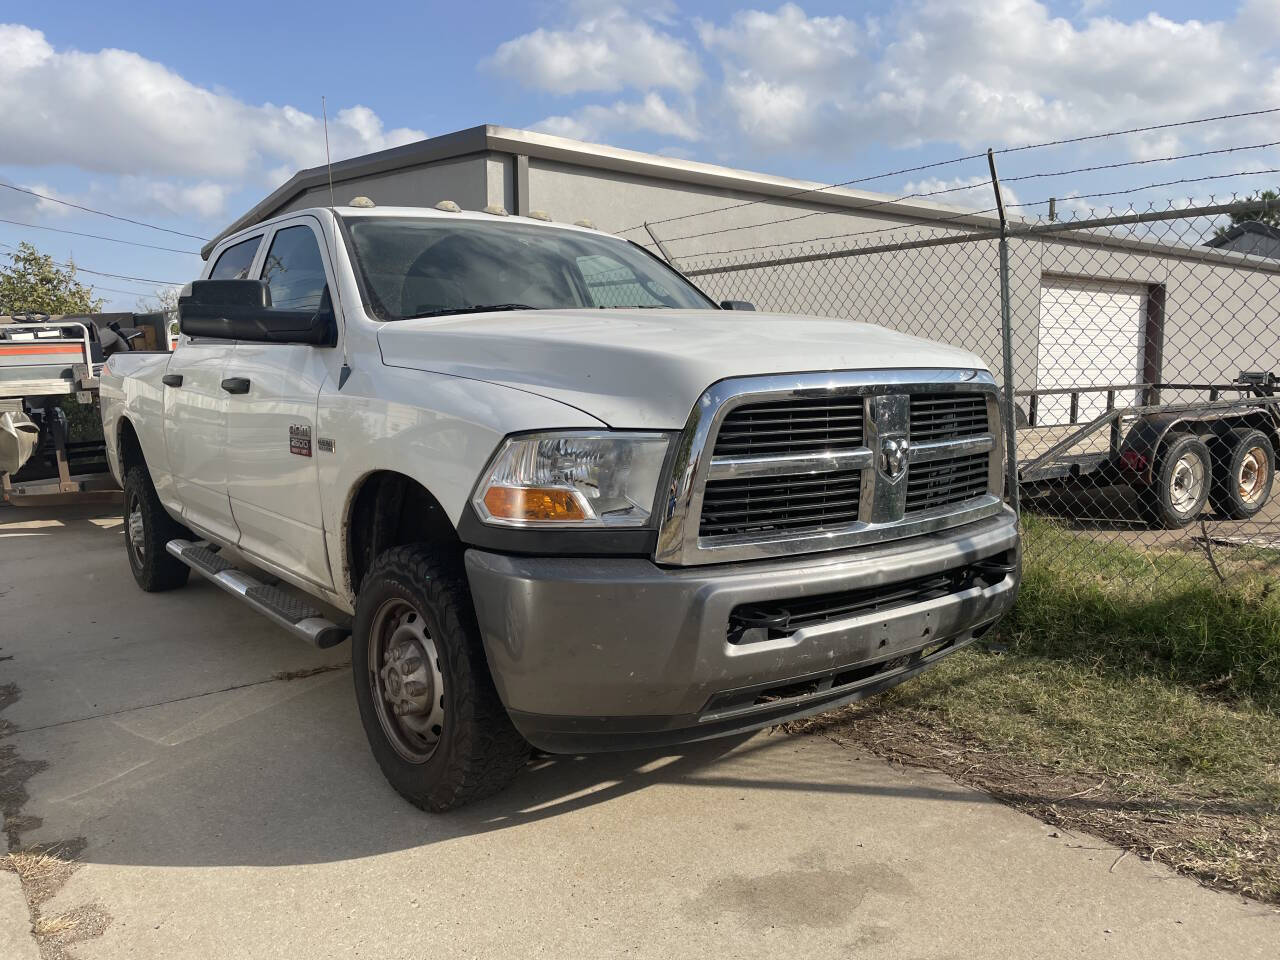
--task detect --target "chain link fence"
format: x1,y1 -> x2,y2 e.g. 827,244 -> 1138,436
677,197 -> 1280,591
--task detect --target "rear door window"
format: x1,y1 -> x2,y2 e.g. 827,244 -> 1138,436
209,236 -> 261,280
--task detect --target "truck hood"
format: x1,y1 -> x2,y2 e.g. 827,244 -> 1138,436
377,309 -> 987,428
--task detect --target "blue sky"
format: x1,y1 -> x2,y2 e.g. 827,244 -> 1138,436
2,0 -> 1278,309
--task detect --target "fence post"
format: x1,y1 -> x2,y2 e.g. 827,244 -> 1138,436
987,149 -> 1021,516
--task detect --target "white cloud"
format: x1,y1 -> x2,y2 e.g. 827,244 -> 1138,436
900,175 -> 1021,210
0,24 -> 426,183
698,4 -> 859,77
485,7 -> 701,94
695,0 -> 1280,156
0,180 -> 76,219
534,92 -> 701,143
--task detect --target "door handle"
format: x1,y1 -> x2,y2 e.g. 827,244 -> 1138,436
161,374 -> 183,387
220,377 -> 251,395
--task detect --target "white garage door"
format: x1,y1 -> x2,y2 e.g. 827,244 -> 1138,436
1036,278 -> 1146,426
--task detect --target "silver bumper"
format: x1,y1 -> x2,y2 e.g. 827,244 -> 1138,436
465,506 -> 1020,752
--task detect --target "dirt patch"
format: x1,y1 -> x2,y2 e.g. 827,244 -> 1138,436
786,706 -> 1280,904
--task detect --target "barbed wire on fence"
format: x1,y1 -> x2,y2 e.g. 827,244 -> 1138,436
616,104 -> 1280,238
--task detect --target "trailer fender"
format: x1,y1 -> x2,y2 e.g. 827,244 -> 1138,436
1119,408 -> 1276,485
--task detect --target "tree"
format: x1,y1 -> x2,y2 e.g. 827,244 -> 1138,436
1214,189 -> 1280,239
0,241 -> 103,315
134,285 -> 180,316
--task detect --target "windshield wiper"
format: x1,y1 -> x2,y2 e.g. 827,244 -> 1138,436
599,304 -> 674,309
400,303 -> 540,320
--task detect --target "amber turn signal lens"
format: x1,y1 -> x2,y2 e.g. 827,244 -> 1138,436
482,486 -> 588,522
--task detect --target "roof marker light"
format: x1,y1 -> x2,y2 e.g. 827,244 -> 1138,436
435,200 -> 461,212
528,210 -> 551,221
349,196 -> 376,208
573,219 -> 597,229
484,204 -> 510,217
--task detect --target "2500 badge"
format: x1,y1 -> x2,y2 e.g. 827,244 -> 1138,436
289,424 -> 312,457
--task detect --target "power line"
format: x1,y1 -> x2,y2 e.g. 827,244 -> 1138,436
88,284 -> 173,299
0,183 -> 209,241
0,240 -> 185,286
0,216 -> 202,255
619,104 -> 1280,235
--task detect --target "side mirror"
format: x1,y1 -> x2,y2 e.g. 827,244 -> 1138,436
720,299 -> 756,311
179,279 -> 336,346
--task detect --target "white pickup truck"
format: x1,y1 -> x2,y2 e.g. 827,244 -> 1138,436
99,202 -> 1020,811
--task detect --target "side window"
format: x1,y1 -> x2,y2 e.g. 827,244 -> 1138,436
576,254 -> 671,307
260,225 -> 328,311
208,236 -> 261,280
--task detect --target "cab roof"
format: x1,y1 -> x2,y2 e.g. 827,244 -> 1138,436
207,204 -> 614,261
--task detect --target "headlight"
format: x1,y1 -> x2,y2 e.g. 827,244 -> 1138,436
473,432 -> 672,527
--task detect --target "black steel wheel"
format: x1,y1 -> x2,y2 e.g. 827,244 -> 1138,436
122,464 -> 191,591
1210,428 -> 1274,520
351,545 -> 529,812
1141,434 -> 1211,530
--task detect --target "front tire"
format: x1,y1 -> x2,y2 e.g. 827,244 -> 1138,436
352,545 -> 529,812
122,464 -> 191,591
1210,428 -> 1274,520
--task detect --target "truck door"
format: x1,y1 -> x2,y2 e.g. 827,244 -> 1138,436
164,233 -> 262,545
223,218 -> 340,589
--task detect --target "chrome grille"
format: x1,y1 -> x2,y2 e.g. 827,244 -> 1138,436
905,451 -> 991,513
656,369 -> 1005,566
910,393 -> 989,441
711,396 -> 864,456
699,469 -> 862,538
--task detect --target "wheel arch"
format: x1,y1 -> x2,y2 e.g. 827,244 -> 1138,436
342,470 -> 462,597
116,416 -> 146,477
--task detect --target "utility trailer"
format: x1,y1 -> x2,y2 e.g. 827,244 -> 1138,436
0,316 -> 126,505
1017,372 -> 1279,528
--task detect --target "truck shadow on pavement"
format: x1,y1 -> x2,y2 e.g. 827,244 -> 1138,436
11,670 -> 1002,870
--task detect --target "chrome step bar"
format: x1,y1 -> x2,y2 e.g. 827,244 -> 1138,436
166,539 -> 350,648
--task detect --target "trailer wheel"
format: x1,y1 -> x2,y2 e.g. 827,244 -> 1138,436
1142,434 -> 1211,529
352,545 -> 530,812
1210,429 -> 1274,520
122,465 -> 191,591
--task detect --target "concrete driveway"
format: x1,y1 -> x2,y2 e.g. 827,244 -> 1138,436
1,505 -> 1276,959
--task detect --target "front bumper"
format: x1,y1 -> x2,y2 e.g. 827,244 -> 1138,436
465,506 -> 1020,753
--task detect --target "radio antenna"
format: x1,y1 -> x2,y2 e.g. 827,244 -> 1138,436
321,95 -> 336,208
320,96 -> 352,386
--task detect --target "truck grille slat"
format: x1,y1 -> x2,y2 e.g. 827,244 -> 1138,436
710,396 -> 865,460
699,469 -> 862,538
909,392 -> 990,442
904,452 -> 991,512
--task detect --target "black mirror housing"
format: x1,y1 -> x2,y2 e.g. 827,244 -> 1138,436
179,279 -> 336,346
720,299 -> 756,311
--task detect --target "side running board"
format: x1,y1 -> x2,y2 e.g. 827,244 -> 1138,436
166,539 -> 350,648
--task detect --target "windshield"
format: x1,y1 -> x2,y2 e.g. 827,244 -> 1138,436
341,216 -> 716,320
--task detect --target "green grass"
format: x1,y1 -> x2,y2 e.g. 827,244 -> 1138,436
1012,513 -> 1280,708
796,515 -> 1280,901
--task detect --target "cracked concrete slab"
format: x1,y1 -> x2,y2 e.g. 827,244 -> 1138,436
2,504 -> 1278,959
